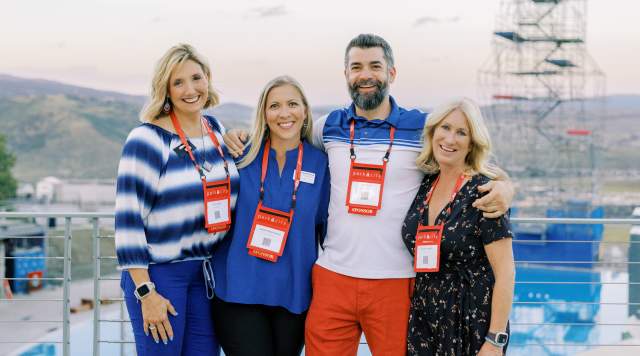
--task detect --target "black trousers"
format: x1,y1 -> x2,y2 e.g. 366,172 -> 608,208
211,296 -> 306,356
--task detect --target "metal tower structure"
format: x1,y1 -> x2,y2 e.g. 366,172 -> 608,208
479,0 -> 606,208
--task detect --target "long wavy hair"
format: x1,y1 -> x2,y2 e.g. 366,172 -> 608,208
237,76 -> 313,169
139,43 -> 219,122
416,97 -> 497,178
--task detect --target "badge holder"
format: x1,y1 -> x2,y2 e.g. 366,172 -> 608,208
344,120 -> 395,216
246,203 -> 293,263
345,161 -> 386,216
414,224 -> 443,272
203,177 -> 232,233
170,112 -> 233,234
413,174 -> 467,273
246,140 -> 303,262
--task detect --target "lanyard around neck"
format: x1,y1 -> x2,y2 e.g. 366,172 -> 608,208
349,120 -> 396,163
170,112 -> 229,180
259,139 -> 304,211
420,173 -> 467,221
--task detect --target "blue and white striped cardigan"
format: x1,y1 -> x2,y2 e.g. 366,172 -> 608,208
114,116 -> 239,270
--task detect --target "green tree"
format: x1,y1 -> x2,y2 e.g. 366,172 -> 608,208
0,135 -> 17,200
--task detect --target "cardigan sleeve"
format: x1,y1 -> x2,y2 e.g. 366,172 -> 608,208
114,125 -> 166,270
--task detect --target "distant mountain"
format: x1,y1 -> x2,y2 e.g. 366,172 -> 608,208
0,74 -> 638,181
0,75 -> 247,181
0,92 -> 135,181
0,74 -> 145,105
206,102 -> 253,126
597,94 -> 640,112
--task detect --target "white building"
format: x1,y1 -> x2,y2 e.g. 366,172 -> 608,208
16,183 -> 35,199
34,177 -> 115,206
56,179 -> 116,205
35,176 -> 62,203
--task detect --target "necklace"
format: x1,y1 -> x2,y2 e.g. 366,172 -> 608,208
199,118 -> 213,173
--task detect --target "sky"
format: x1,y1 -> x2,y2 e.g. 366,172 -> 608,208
1,0 -> 639,108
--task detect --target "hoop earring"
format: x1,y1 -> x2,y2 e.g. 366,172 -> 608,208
163,97 -> 171,113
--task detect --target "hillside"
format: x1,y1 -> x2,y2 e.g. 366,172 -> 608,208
0,75 -> 256,181
0,74 -> 145,104
0,74 -> 638,181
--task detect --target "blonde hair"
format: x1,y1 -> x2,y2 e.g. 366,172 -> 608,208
139,43 -> 219,122
416,97 -> 497,178
237,76 -> 313,169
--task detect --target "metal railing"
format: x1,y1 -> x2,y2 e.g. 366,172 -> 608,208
90,215 -> 131,356
0,212 -> 119,356
0,212 -> 639,355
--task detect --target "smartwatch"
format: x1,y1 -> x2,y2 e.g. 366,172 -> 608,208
485,331 -> 509,347
133,282 -> 155,300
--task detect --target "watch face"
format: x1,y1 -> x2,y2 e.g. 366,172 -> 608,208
137,284 -> 150,296
496,333 -> 509,344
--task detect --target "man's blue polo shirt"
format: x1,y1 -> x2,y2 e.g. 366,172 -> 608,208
313,96 -> 428,279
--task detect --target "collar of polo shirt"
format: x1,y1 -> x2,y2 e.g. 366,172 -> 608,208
347,96 -> 401,127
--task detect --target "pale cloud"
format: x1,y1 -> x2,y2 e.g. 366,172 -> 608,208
421,56 -> 448,63
413,16 -> 460,27
10,65 -> 102,78
249,5 -> 287,19
149,16 -> 166,24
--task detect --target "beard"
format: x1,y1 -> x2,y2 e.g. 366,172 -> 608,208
348,78 -> 389,111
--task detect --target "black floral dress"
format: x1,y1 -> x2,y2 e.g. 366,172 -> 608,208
402,173 -> 513,356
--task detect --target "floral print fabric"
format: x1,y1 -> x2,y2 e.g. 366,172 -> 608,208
402,173 -> 513,356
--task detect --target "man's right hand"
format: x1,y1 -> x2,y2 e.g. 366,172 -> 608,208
224,129 -> 249,158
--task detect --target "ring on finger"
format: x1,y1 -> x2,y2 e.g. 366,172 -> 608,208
149,324 -> 156,330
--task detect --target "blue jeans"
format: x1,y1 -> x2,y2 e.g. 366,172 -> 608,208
121,259 -> 219,356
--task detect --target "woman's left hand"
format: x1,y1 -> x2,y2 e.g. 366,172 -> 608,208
477,341 -> 503,356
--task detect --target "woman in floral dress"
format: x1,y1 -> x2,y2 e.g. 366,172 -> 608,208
402,98 -> 515,356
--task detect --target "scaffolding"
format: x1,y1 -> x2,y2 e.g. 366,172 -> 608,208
478,0 -> 606,208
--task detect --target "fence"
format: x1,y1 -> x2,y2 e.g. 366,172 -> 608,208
1,212 -> 640,355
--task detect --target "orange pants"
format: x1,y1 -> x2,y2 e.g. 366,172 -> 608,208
305,265 -> 413,356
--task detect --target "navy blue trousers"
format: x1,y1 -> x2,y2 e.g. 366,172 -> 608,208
122,259 -> 220,356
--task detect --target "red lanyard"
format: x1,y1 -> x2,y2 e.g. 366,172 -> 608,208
349,120 -> 396,163
170,111 -> 230,180
420,173 -> 467,223
259,139 -> 304,211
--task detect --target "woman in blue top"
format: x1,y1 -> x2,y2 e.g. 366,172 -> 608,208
212,75 -> 330,356
115,44 -> 239,356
